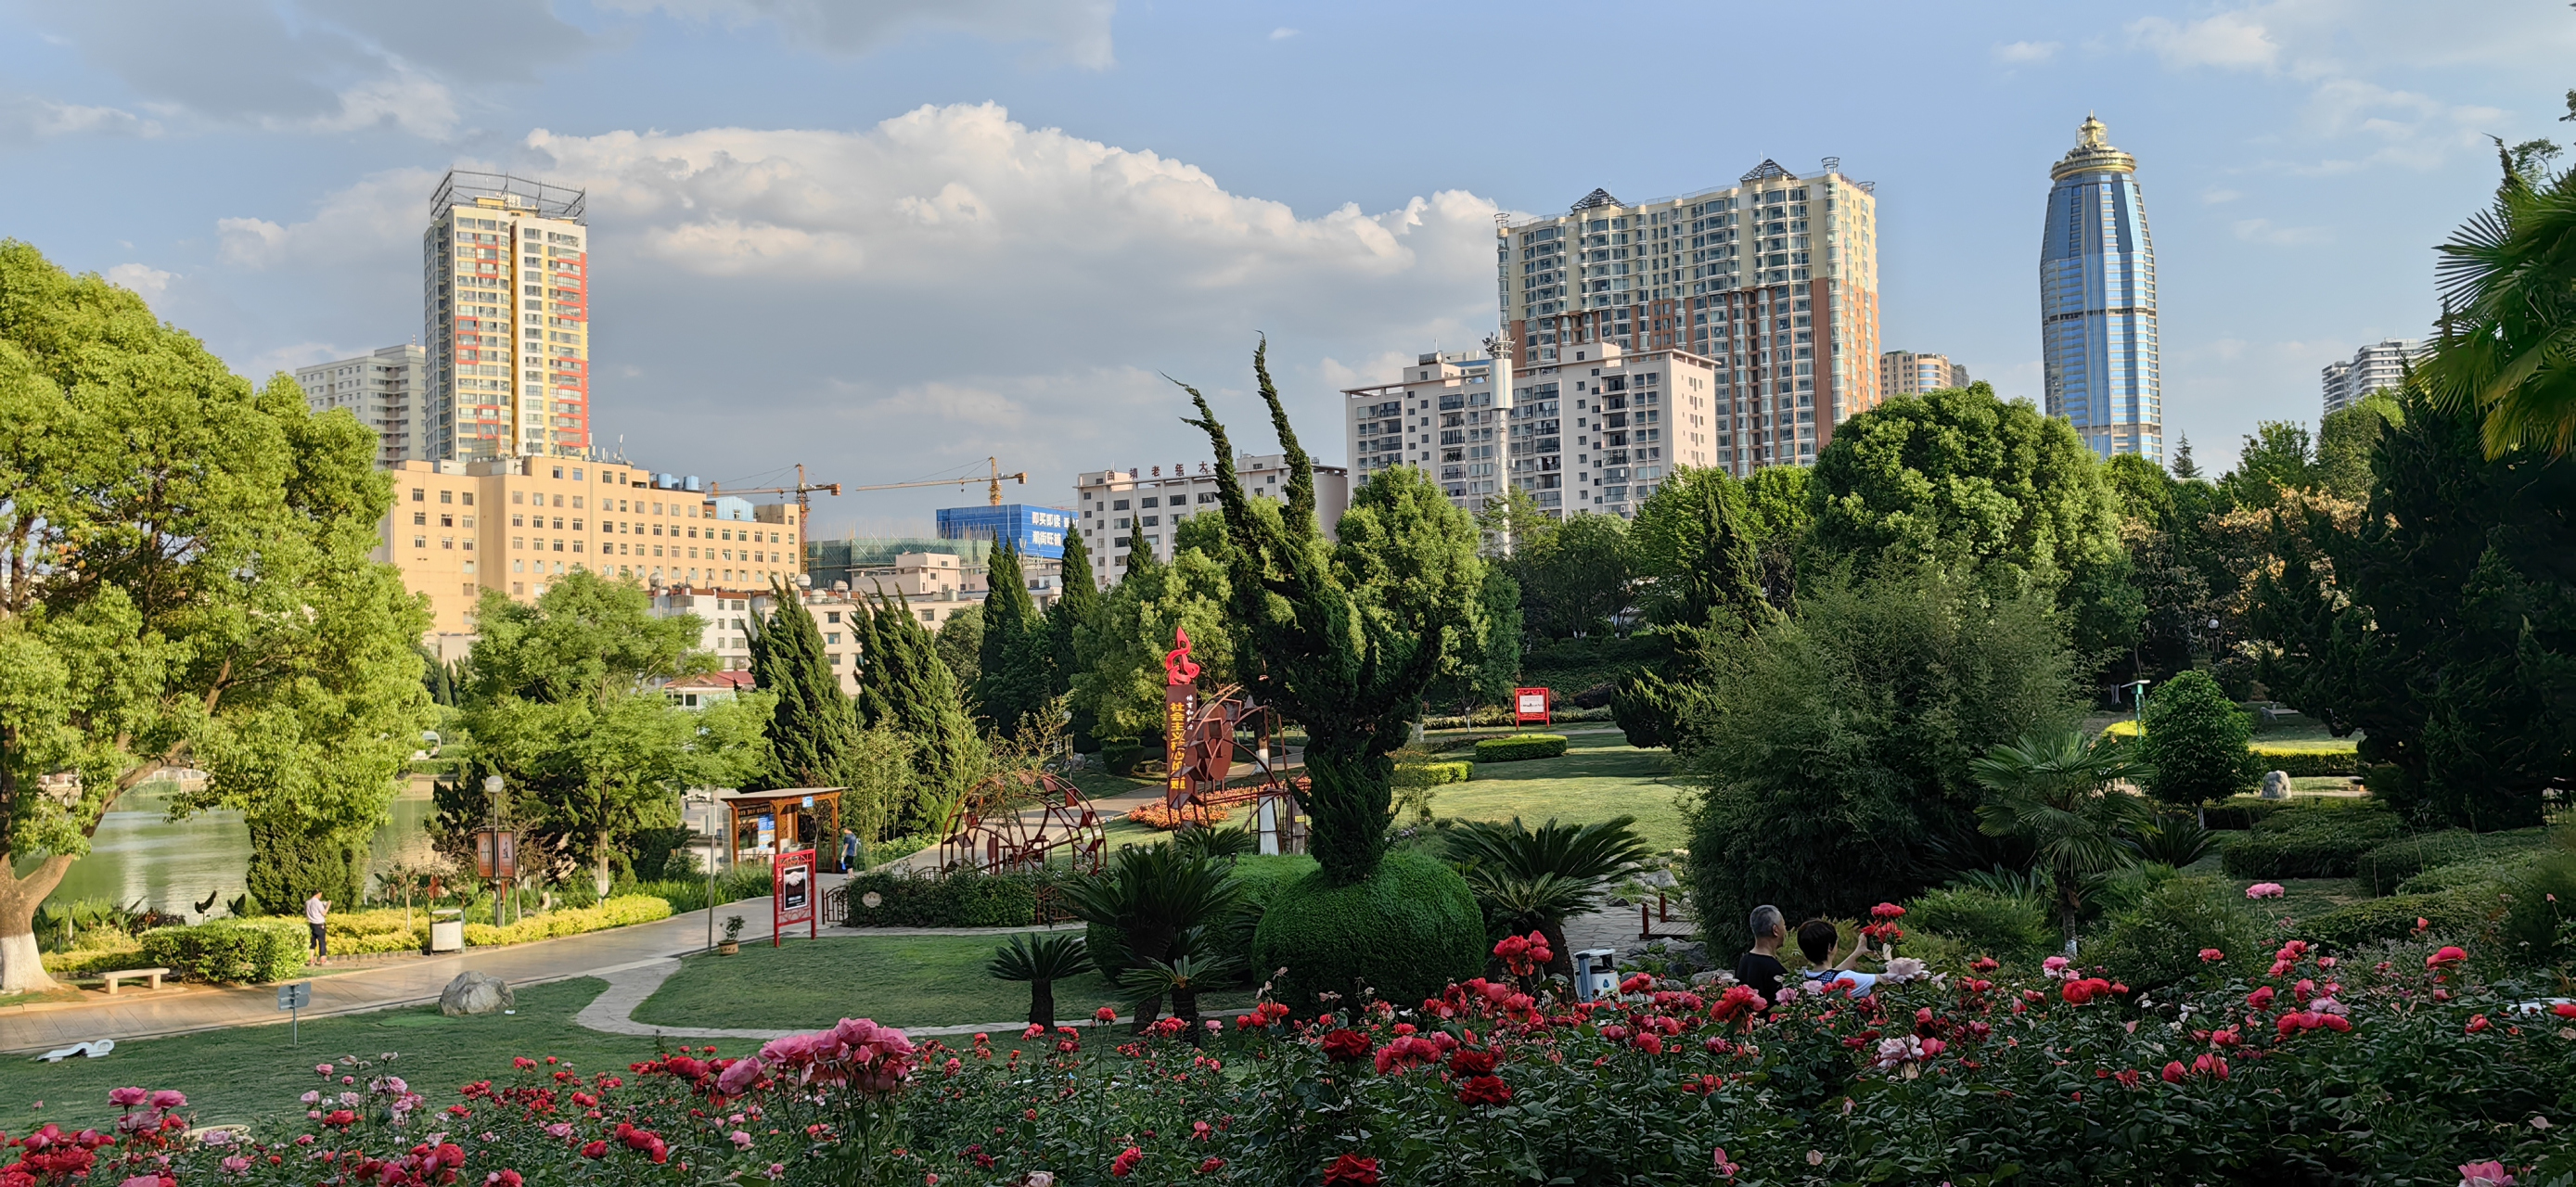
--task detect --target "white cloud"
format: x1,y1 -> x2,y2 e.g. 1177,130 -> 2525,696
104,262 -> 175,298
1270,27 -> 1299,41
0,95 -> 160,143
2202,188 -> 2243,204
215,166 -> 445,268
1993,40 -> 2059,64
603,0 -> 1118,69
2232,217 -> 2331,246
2126,12 -> 2279,71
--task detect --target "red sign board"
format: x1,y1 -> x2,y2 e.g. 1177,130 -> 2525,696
1514,687 -> 1552,727
472,829 -> 518,879
773,848 -> 816,946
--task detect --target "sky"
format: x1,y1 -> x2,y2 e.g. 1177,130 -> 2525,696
5,0 -> 2572,536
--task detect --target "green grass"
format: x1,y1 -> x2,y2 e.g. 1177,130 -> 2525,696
633,934 -> 1256,1032
3,978 -> 676,1134
1417,735 -> 1689,852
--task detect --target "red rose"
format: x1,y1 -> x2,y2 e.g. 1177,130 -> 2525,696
1323,1154 -> 1382,1186
1450,1049 -> 1499,1077
1319,1029 -> 1371,1063
1110,1147 -> 1143,1178
1456,1075 -> 1512,1106
580,1142 -> 608,1159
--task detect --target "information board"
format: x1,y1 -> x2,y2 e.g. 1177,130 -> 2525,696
1514,687 -> 1552,726
773,848 -> 816,946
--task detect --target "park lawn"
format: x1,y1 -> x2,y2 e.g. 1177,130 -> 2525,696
633,934 -> 1256,1032
1424,734 -> 1690,852
2,978 -> 672,1134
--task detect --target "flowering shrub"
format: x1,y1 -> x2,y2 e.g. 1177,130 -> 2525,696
1122,802 -> 1231,831
21,938 -> 2576,1186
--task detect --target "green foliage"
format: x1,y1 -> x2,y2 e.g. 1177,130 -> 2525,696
459,894 -> 669,947
2131,813 -> 2219,867
1060,844 -> 1242,1016
1250,850 -> 1482,1014
2222,420 -> 2318,510
2095,876 -> 2272,991
2303,889 -> 2496,950
2249,747 -> 2361,778
1392,760 -> 1473,788
629,862 -> 773,914
1427,568 -> 1522,711
242,820 -> 362,917
1181,346 -> 1486,883
1807,383 -> 2122,592
1070,544 -> 1232,742
1518,635 -> 1666,700
2315,390 -> 2403,500
975,535 -> 1057,734
0,241 -> 432,989
1904,886 -> 2055,962
2495,835 -> 2576,967
986,931 -> 1089,1029
2418,145 -> 2576,456
2220,802 -> 2403,878
2135,670 -> 2261,808
1972,729 -> 2150,939
140,918 -> 309,985
1472,734 -> 1567,762
1502,511 -> 1634,640
931,603 -> 982,690
2353,827 -> 2554,896
1684,563 -> 2082,935
841,867 -> 1073,929
747,578 -> 851,790
852,585 -> 987,834
2252,388 -> 2572,828
1442,815 -> 1651,969
1613,466 -> 1786,747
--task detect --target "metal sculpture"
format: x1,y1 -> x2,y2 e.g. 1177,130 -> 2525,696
936,770 -> 1107,874
1164,683 -> 1307,855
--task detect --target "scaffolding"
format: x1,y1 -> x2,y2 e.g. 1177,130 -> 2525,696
429,169 -> 585,223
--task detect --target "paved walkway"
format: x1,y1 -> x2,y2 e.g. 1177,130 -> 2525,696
567,957 -> 1130,1042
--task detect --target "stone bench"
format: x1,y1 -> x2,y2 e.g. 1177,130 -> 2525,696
98,967 -> 171,995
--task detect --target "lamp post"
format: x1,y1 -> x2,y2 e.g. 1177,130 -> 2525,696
482,775 -> 505,929
2123,680 -> 2152,740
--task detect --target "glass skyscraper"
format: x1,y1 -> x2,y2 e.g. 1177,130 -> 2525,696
2041,115 -> 2160,463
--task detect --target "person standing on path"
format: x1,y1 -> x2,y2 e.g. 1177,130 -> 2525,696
839,828 -> 860,873
305,891 -> 330,965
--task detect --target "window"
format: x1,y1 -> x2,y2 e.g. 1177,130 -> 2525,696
1112,499 -> 1130,510
512,491 -> 524,504
413,511 -> 428,526
411,488 -> 425,502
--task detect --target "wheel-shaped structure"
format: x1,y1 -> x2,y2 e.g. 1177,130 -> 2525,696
936,770 -> 1106,874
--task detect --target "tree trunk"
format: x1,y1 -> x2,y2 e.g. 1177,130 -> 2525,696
1030,980 -> 1056,1031
594,828 -> 613,901
1539,917 -> 1575,980
1173,984 -> 1201,1045
0,855 -> 75,994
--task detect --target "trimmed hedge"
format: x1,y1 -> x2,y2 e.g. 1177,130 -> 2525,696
1903,887 -> 2054,962
2398,849 -> 2549,895
2303,889 -> 2497,949
1393,761 -> 1473,788
1251,850 -> 1483,1015
2250,747 -> 2361,778
842,868 -> 1080,928
1473,734 -> 1568,763
140,918 -> 309,985
2098,877 -> 2273,992
2219,803 -> 2403,878
2352,827 -> 2552,896
460,894 -> 671,947
40,943 -> 148,979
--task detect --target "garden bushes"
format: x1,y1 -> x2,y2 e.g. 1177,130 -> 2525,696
459,895 -> 671,947
2352,827 -> 2552,895
140,919 -> 309,984
1903,887 -> 2054,962
1473,734 -> 1567,763
2249,747 -> 2362,778
1393,761 -> 1473,788
2097,876 -> 2272,991
324,909 -> 433,956
842,868 -> 1078,928
2302,889 -> 2494,950
1251,850 -> 1483,1014
2219,802 -> 2403,878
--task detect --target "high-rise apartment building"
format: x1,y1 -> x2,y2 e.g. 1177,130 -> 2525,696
1495,160 -> 1883,478
296,343 -> 431,464
1879,350 -> 1968,397
422,171 -> 592,462
1070,456 -> 1349,585
2042,115 -> 2161,463
1344,350 -> 1510,509
2321,338 -> 2428,415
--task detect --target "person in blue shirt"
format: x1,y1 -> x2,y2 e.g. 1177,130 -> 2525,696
1795,917 -> 1879,997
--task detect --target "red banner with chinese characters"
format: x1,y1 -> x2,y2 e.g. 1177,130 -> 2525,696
773,848 -> 815,946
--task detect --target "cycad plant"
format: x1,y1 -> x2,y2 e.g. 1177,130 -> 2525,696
987,931 -> 1089,1031
1971,730 -> 2150,944
1059,844 -> 1241,1029
1442,816 -> 1653,975
2421,139 -> 2576,458
1117,925 -> 1241,1039
1171,822 -> 1256,865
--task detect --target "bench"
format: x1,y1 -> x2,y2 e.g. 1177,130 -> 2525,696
99,967 -> 171,995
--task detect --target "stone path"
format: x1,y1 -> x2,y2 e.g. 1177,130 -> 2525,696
567,957 -> 1133,1042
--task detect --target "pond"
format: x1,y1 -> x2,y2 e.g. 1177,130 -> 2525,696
25,778 -> 442,917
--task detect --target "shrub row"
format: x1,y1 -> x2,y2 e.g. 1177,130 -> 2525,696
2219,803 -> 2403,878
2352,827 -> 2553,896
1393,761 -> 1474,788
1420,705 -> 1613,730
843,868 -> 1083,928
139,918 -> 308,985
40,944 -> 149,979
2302,888 -> 2500,949
2250,747 -> 2362,777
1473,734 -> 1568,763
460,894 -> 671,947
1902,887 -> 2056,962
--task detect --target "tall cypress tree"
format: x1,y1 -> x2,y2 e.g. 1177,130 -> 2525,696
1049,530 -> 1104,747
750,580 -> 860,789
860,585 -> 987,832
976,532 -> 1053,734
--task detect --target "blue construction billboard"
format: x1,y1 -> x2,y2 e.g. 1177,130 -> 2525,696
935,504 -> 1075,560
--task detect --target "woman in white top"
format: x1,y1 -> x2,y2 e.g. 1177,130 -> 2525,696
305,892 -> 330,965
1794,917 -> 1878,997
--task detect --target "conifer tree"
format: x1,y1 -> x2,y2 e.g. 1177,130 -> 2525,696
976,532 -> 1055,734
1178,343 -> 1483,884
858,585 -> 987,832
750,580 -> 861,789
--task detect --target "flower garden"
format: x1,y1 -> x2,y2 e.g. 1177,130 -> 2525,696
13,923 -> 2573,1186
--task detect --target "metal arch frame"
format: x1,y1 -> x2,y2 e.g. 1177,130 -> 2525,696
935,770 -> 1107,875
1166,683 -> 1308,853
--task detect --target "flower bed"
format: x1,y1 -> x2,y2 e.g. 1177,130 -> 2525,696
1125,801 -> 1232,830
1472,734 -> 1568,763
461,894 -> 671,947
41,924 -> 2576,1185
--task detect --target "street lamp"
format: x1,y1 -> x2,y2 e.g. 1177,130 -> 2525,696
2122,679 -> 2153,741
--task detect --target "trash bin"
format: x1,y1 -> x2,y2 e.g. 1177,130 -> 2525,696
1571,948 -> 1618,1002
429,909 -> 465,953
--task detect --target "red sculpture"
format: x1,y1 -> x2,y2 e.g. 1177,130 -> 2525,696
1162,626 -> 1201,685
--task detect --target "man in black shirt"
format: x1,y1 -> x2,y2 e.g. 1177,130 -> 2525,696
1733,903 -> 1788,1007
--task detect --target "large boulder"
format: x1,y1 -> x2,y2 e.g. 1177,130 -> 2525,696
2259,771 -> 2292,800
439,971 -> 513,1016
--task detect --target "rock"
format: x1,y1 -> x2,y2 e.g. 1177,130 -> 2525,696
2259,770 -> 2292,800
1646,870 -> 1678,888
439,971 -> 513,1017
1608,896 -> 1631,908
1690,969 -> 1731,987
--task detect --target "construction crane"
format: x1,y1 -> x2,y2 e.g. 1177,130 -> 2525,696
706,463 -> 843,521
839,456 -> 1028,506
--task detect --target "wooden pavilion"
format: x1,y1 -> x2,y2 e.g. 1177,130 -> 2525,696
718,786 -> 849,873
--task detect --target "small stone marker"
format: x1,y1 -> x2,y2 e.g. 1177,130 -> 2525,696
2259,770 -> 2292,799
439,971 -> 514,1016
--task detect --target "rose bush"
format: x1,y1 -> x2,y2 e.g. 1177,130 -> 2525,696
14,937 -> 2576,1186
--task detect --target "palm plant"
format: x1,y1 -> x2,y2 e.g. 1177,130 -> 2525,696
1171,822 -> 1256,865
1971,730 -> 2150,945
1116,926 -> 1240,1038
1442,816 -> 1653,974
1058,844 -> 1241,1029
2422,143 -> 2576,457
988,931 -> 1089,1031
2131,813 -> 2217,868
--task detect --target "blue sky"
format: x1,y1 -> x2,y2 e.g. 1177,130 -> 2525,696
4,0 -> 2570,534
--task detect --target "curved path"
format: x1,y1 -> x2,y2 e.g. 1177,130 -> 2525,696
570,956 -> 1132,1042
